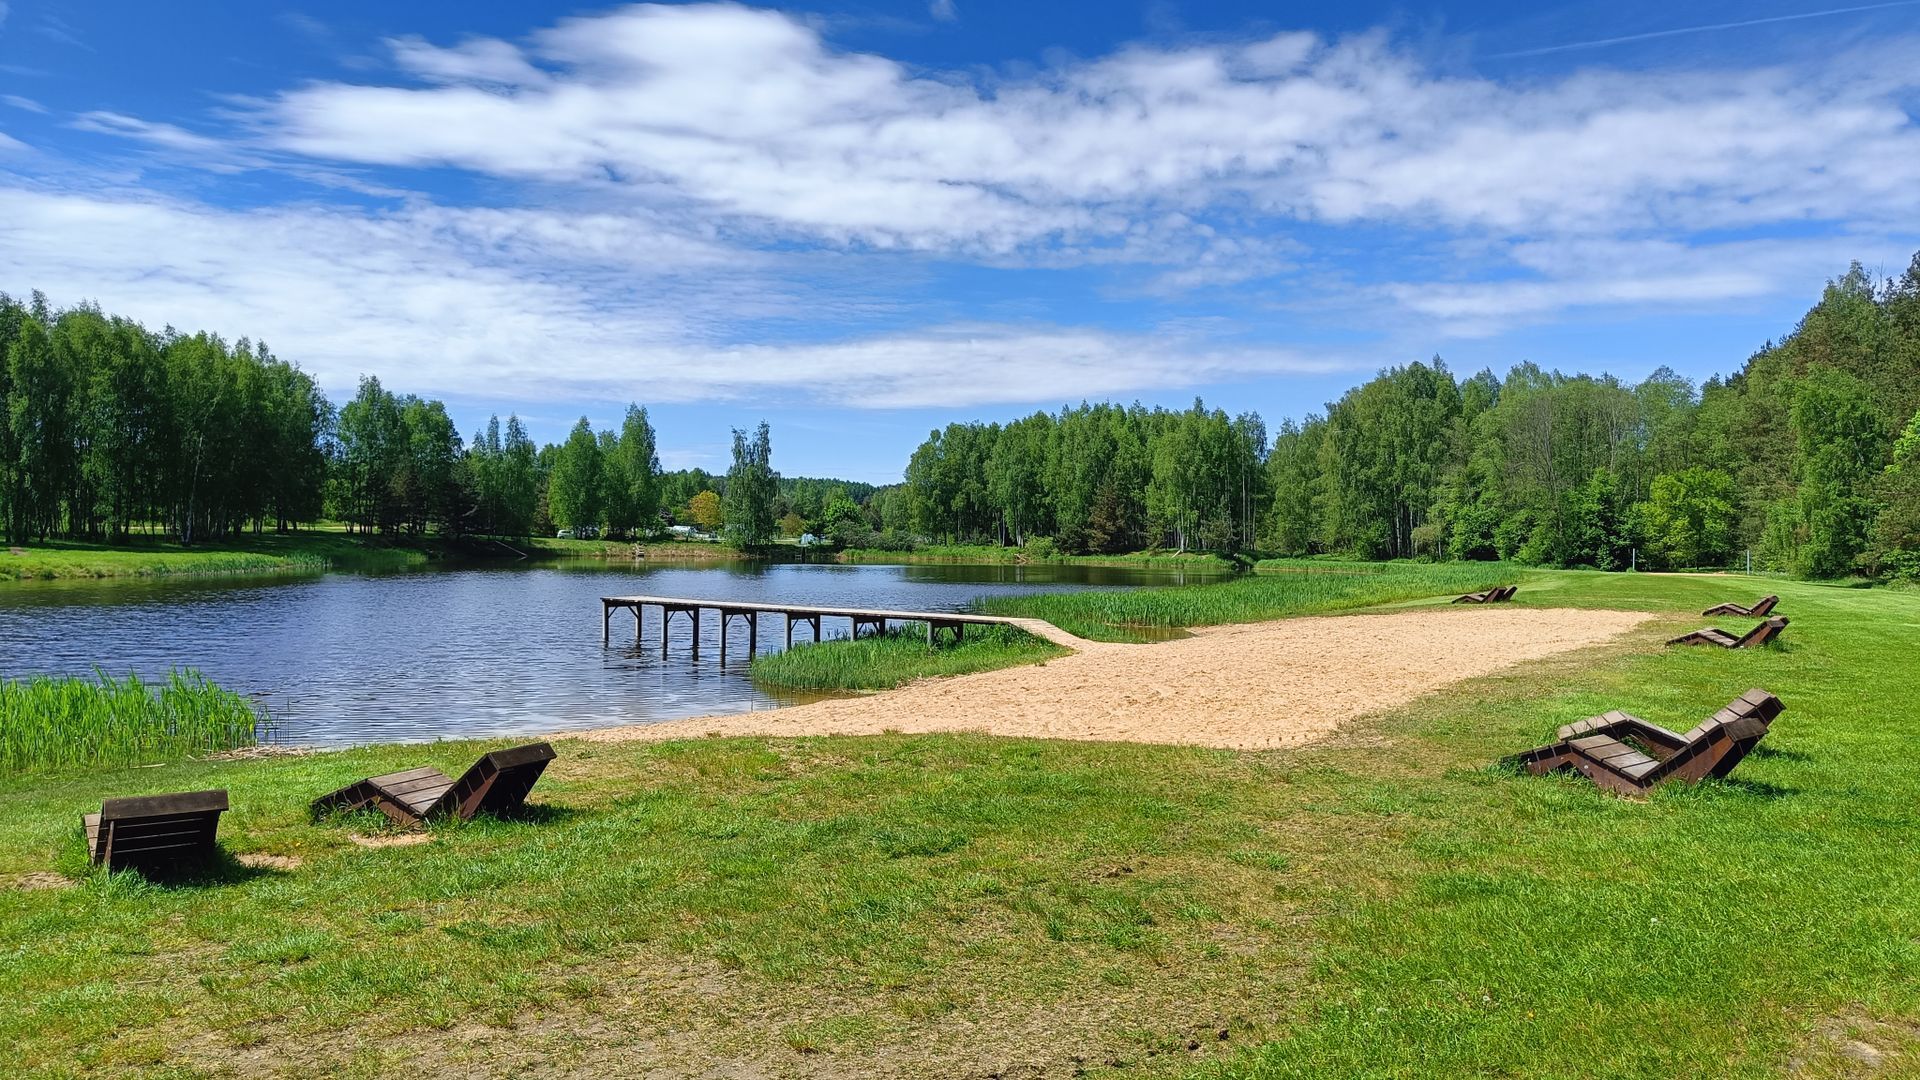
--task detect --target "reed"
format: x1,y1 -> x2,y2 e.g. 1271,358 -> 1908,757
0,670 -> 263,770
749,623 -> 1066,691
979,560 -> 1515,640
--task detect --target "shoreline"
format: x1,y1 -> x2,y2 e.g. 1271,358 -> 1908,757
578,605 -> 1657,751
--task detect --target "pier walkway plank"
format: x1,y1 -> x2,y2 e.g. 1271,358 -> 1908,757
600,594 -> 1086,655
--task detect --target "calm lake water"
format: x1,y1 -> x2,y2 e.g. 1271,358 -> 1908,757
0,559 -> 1228,747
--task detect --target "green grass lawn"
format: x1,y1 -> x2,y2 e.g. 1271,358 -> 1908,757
748,622 -> 1068,690
979,559 -> 1515,641
839,543 -> 1241,571
0,533 -> 424,581
3,571 -> 1917,1077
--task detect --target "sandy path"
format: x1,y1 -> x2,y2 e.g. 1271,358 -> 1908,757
579,606 -> 1655,750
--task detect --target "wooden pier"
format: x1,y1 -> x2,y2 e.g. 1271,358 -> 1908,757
601,594 -> 1064,660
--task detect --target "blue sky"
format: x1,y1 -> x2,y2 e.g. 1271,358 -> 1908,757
3,1 -> 1918,482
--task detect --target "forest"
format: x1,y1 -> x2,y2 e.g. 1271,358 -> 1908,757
0,291 -> 866,548
897,256 -> 1920,578
5,251 -> 1920,577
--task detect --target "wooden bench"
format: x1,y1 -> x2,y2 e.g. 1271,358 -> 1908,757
1703,595 -> 1778,618
83,789 -> 228,874
1505,689 -> 1783,795
311,743 -> 556,828
1668,615 -> 1788,649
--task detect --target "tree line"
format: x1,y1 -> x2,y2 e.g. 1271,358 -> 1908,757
893,255 -> 1920,577
11,249 -> 1920,577
0,290 -> 867,548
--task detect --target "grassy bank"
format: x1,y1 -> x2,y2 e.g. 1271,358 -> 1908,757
839,543 -> 1239,570
979,560 -> 1515,641
748,623 -> 1067,691
0,532 -> 748,583
526,537 -> 740,562
0,671 -> 260,770
5,573 -> 1918,1077
0,533 -> 424,582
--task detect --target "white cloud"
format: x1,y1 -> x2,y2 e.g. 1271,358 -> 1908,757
20,4 -> 1920,406
0,185 -> 1332,409
0,131 -> 26,153
201,4 -> 1920,256
929,0 -> 957,23
2,94 -> 45,113
1386,234 -> 1920,337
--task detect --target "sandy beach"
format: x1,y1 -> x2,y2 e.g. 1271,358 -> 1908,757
580,606 -> 1656,750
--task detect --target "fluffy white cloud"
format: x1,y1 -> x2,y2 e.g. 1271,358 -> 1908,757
0,185 -> 1333,409
18,3 -> 1920,409
230,4 -> 1920,254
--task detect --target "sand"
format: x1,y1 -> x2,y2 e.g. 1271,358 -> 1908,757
579,606 -> 1655,750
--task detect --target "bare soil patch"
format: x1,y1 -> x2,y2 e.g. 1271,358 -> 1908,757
583,606 -> 1654,750
5,871 -> 76,891
347,833 -> 433,848
235,853 -> 302,871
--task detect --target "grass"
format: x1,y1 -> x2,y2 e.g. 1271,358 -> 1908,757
0,533 -> 423,582
839,543 -> 1241,570
523,536 -> 738,561
3,572 -> 1919,1076
978,559 -> 1515,641
748,623 -> 1068,691
0,670 -> 262,770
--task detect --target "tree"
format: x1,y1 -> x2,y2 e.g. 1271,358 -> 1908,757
686,489 -> 723,532
724,421 -> 777,547
779,511 -> 806,537
605,404 -> 660,538
1789,366 -> 1884,578
1636,467 -> 1738,569
546,417 -> 604,533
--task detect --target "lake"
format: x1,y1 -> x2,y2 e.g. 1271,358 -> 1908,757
0,558 -> 1228,746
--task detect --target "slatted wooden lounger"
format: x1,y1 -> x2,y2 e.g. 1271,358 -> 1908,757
311,742 -> 556,828
1667,615 -> 1788,649
1703,594 -> 1778,618
1505,689 -> 1783,796
1453,585 -> 1518,604
83,789 -> 228,875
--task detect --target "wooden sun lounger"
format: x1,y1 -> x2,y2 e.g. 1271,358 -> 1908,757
83,789 -> 228,874
1703,595 -> 1778,618
311,742 -> 556,828
1505,689 -> 1783,795
1453,585 -> 1518,604
1667,615 -> 1788,649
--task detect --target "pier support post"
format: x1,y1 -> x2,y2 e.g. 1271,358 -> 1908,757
719,612 -> 728,665
602,602 -> 612,645
691,608 -> 701,660
785,614 -> 794,649
660,605 -> 670,659
633,606 -> 643,644
748,612 -> 757,656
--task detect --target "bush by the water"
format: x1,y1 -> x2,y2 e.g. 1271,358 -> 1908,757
749,623 -> 1065,691
0,670 -> 261,770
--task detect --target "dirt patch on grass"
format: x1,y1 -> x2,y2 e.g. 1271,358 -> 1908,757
205,745 -> 314,762
5,871 -> 76,891
235,853 -> 303,871
583,606 -> 1655,750
179,950 -> 1275,1079
348,833 -> 433,848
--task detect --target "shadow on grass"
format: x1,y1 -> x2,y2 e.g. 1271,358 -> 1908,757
97,848 -> 290,890
311,801 -> 583,835
480,802 -> 579,827
1749,744 -> 1812,763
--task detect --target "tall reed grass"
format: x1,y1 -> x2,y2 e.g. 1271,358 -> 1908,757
979,561 -> 1515,640
0,670 -> 262,770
